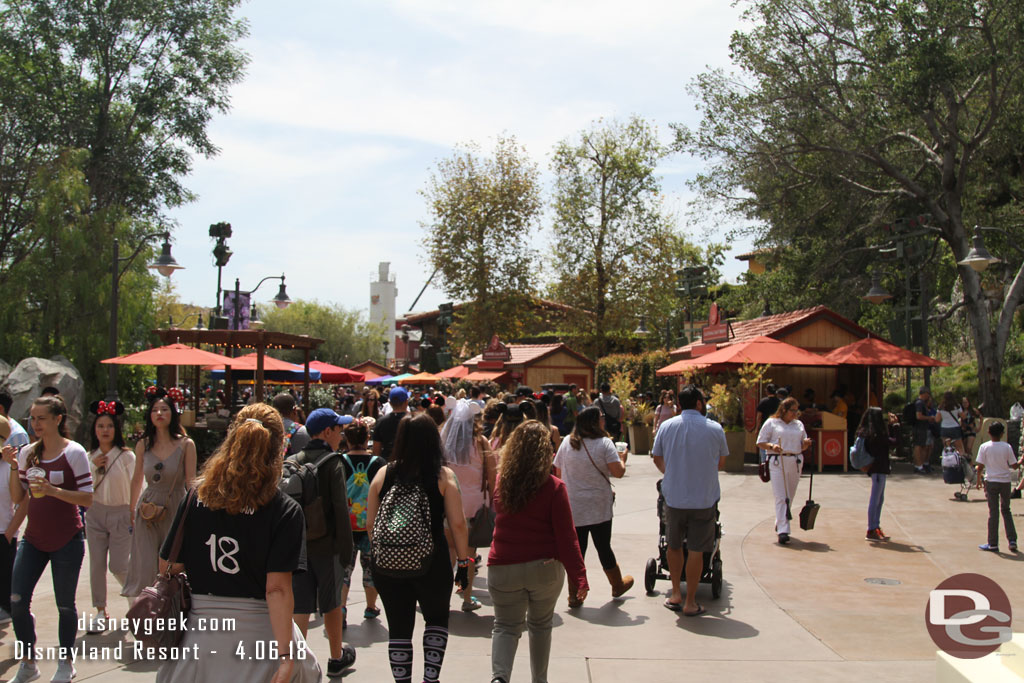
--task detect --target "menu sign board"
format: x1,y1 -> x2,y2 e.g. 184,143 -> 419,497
701,303 -> 732,344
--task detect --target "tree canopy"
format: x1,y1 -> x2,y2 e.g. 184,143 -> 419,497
0,0 -> 248,399
420,135 -> 543,352
681,0 -> 1024,414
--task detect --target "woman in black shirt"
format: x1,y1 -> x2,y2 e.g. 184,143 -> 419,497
858,407 -> 896,542
156,404 -> 323,683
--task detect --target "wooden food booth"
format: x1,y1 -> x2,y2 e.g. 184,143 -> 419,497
461,337 -> 595,391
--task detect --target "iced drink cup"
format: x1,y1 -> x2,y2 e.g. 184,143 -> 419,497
615,441 -> 628,455
27,467 -> 46,498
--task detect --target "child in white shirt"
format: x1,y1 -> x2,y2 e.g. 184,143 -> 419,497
975,422 -> 1020,552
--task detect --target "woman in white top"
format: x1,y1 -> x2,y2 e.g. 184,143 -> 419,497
552,405 -> 631,607
85,400 -> 136,632
937,391 -> 964,454
441,399 -> 495,612
756,397 -> 812,545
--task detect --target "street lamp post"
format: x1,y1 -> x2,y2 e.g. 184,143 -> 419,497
400,324 -> 411,372
230,275 -> 291,332
108,232 -> 184,399
675,265 -> 708,345
209,223 -> 233,322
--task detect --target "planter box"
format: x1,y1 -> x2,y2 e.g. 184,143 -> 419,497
627,424 -> 653,455
722,430 -> 746,472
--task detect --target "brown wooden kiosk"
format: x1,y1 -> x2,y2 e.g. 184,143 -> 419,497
153,328 -> 325,414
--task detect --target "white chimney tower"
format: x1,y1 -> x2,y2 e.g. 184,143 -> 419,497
370,262 -> 397,364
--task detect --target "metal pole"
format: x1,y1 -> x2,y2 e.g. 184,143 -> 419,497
919,269 -> 931,388
214,263 -> 223,318
233,278 -> 241,333
107,239 -> 120,400
903,241 -> 913,403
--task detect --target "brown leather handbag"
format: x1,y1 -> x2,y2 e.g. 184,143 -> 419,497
126,489 -> 194,649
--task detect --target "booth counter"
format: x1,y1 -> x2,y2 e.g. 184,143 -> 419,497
809,410 -> 847,472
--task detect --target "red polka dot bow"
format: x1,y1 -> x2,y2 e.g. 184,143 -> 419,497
96,400 -> 117,415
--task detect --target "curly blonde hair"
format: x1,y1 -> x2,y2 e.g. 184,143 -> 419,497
497,421 -> 553,515
197,404 -> 284,514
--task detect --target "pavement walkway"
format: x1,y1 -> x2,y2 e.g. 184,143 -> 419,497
1,456 -> 1021,682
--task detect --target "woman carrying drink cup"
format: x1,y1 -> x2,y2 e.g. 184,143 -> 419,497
552,406 -> 632,606
3,396 -> 93,683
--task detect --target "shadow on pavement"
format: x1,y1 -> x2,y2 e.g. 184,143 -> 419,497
865,540 -> 928,553
671,605 -> 759,639
339,617 -> 390,646
782,539 -> 833,553
564,600 -> 648,627
446,612 -> 495,639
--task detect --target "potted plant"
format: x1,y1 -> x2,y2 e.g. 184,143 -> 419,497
706,363 -> 772,472
625,399 -> 654,455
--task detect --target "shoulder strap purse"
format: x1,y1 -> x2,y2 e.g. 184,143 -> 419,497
91,447 -> 127,495
139,444 -> 185,525
467,439 -> 496,548
126,488 -> 194,649
580,439 -> 615,504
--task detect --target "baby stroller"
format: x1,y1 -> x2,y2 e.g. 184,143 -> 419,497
644,479 -> 723,599
941,441 -> 976,501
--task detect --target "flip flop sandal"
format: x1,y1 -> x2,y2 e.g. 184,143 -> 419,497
663,600 -> 682,612
683,605 -> 707,617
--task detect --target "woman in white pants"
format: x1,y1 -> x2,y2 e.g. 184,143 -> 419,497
756,397 -> 811,545
85,400 -> 135,630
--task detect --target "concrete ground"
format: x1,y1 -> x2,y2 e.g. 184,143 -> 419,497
1,455 -> 1022,682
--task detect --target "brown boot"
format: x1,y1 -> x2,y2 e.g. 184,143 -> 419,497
604,565 -> 634,598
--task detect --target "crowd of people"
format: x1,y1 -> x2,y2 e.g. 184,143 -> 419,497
0,374 -> 1019,683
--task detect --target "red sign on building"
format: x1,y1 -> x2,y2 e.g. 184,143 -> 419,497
701,303 -> 732,344
479,335 -> 511,370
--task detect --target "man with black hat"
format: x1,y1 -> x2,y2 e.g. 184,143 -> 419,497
291,408 -> 356,676
373,386 -> 409,460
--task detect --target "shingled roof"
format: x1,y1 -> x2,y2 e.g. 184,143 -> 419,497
464,343 -> 595,368
669,305 -> 874,360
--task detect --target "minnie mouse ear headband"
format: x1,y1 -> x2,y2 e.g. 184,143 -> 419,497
89,399 -> 125,417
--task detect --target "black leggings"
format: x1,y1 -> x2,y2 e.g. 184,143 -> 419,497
575,519 -> 617,570
372,548 -> 453,637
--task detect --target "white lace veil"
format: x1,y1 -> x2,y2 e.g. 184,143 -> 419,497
441,398 -> 482,465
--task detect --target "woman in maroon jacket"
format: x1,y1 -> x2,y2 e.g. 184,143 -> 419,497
487,420 -> 588,683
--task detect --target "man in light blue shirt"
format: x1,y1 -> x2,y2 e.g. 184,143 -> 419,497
0,392 -> 28,450
651,385 -> 727,617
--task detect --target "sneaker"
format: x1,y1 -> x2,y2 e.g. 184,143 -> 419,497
0,607 -> 11,625
778,533 -> 790,545
924,463 -> 933,473
363,606 -> 380,619
86,611 -> 108,634
1011,489 -> 1022,499
875,528 -> 890,540
1010,542 -> 1018,552
914,466 -> 927,475
326,644 -> 356,677
50,659 -> 75,683
461,596 -> 482,612
866,529 -> 882,541
11,661 -> 39,683
979,543 -> 999,552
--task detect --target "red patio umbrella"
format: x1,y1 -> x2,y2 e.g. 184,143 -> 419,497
657,336 -> 836,375
821,336 -> 948,408
309,360 -> 365,383
437,365 -> 469,379
202,352 -> 304,372
102,343 -> 243,367
820,337 -> 949,368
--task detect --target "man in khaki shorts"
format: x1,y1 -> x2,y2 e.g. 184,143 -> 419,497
651,386 -> 727,617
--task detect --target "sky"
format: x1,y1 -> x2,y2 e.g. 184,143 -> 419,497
166,0 -> 754,319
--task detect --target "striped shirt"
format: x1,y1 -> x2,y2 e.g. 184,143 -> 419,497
18,440 -> 93,551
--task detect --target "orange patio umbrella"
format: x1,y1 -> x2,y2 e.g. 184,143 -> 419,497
657,336 -> 836,375
401,372 -> 441,386
102,343 -> 243,367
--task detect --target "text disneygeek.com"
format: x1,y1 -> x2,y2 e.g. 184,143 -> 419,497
76,614 -> 237,633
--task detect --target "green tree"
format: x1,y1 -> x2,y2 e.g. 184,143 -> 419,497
549,116 -> 681,355
0,0 -> 249,400
681,0 -> 1024,415
421,135 -> 542,353
257,300 -> 388,368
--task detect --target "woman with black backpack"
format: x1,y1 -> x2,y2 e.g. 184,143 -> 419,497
366,413 -> 472,683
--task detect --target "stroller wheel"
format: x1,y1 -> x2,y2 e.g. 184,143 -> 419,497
954,492 -> 964,501
711,559 -> 723,599
644,558 -> 658,595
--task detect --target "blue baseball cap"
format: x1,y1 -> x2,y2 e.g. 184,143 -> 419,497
305,408 -> 353,436
388,386 -> 409,404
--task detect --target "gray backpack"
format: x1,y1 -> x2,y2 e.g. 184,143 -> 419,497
371,472 -> 434,578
